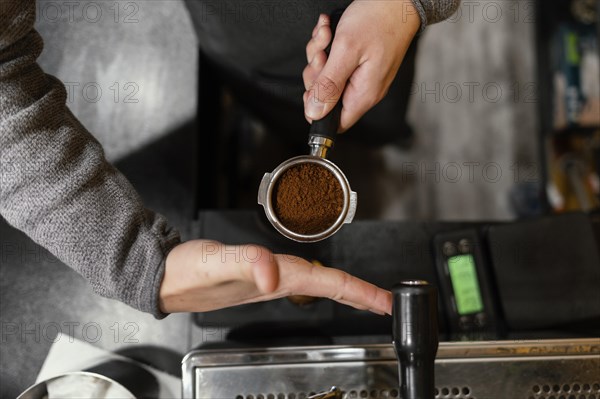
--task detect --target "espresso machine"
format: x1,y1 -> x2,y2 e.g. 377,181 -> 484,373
181,210 -> 600,399
184,8 -> 600,396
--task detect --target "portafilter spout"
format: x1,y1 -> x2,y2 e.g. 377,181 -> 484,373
392,280 -> 439,399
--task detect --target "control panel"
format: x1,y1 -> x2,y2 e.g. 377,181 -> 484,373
433,229 -> 500,339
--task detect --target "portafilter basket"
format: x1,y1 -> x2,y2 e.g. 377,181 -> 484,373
258,155 -> 357,242
257,9 -> 356,243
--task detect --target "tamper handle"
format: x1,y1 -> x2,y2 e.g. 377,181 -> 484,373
392,281 -> 439,399
308,8 -> 344,158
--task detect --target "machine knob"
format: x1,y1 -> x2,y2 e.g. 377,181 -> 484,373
392,280 -> 439,399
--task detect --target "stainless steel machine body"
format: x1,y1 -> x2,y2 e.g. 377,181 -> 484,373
182,338 -> 600,399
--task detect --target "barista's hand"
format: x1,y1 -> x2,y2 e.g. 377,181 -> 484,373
303,1 -> 420,132
159,240 -> 392,315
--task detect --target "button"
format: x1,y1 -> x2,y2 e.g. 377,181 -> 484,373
443,242 -> 457,257
458,239 -> 472,254
475,313 -> 487,327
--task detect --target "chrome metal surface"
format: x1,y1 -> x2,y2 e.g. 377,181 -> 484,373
308,136 -> 335,159
308,386 -> 342,399
258,156 -> 357,243
399,280 -> 429,286
182,339 -> 600,399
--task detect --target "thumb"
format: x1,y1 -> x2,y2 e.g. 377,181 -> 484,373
245,245 -> 280,294
304,37 -> 359,121
207,243 -> 279,293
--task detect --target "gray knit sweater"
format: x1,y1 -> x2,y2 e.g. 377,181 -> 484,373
0,0 -> 460,318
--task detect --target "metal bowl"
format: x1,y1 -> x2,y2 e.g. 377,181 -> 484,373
258,155 -> 357,242
17,372 -> 136,399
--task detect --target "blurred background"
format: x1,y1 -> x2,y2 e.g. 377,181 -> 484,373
1,0 -> 598,397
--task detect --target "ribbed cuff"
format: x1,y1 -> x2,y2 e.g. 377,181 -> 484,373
148,257 -> 170,320
137,228 -> 181,320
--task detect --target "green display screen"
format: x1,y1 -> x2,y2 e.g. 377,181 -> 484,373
447,254 -> 484,315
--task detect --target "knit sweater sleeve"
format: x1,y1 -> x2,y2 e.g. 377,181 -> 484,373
411,0 -> 461,30
0,1 -> 181,318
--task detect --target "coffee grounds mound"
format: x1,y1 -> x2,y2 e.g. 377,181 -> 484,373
273,163 -> 344,235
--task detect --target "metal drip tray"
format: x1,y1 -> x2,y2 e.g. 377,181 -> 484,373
182,338 -> 600,399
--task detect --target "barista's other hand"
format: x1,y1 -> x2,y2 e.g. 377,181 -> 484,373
303,1 -> 420,132
159,240 -> 391,315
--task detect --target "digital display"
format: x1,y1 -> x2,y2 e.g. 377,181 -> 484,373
447,254 -> 484,315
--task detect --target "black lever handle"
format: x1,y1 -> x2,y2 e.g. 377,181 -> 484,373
308,8 -> 344,147
392,281 -> 439,399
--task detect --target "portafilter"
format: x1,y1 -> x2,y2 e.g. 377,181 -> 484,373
258,9 -> 357,243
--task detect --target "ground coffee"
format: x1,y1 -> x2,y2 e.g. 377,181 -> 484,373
273,163 -> 344,235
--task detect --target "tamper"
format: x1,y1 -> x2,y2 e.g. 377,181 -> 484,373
258,9 -> 357,242
392,280 -> 439,399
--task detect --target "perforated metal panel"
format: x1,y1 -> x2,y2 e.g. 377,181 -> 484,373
230,386 -> 479,399
529,382 -> 600,399
182,339 -> 600,399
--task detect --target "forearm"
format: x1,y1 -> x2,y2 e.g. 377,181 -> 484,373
0,1 -> 180,317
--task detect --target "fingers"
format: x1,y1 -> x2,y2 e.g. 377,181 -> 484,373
220,244 -> 280,294
274,255 -> 392,315
337,63 -> 391,131
304,15 -> 330,93
306,16 -> 331,64
161,240 -> 391,316
304,44 -> 360,123
248,246 -> 280,294
302,51 -> 327,91
311,14 -> 329,39
304,21 -> 362,124
194,242 -> 279,293
302,1 -> 419,131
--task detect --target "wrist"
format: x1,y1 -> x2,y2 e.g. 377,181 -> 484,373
399,0 -> 422,37
159,241 -> 193,313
